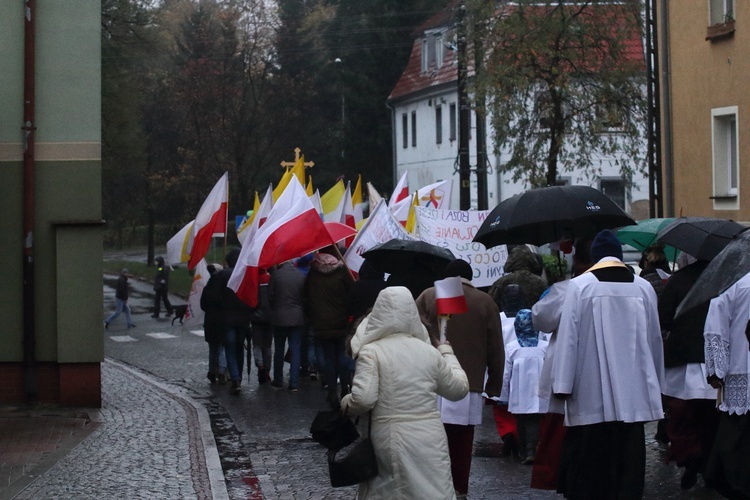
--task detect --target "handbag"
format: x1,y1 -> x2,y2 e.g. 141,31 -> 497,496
310,410 -> 359,451
328,411 -> 378,487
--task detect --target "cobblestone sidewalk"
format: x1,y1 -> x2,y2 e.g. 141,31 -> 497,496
0,360 -> 227,500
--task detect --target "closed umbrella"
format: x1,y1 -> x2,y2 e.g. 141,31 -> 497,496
473,185 -> 635,248
656,217 -> 746,262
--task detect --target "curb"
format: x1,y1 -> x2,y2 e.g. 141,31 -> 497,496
105,358 -> 229,500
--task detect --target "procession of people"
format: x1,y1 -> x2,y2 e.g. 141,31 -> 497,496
148,172 -> 750,499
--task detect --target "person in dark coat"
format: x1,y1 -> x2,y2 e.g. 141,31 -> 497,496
203,248 -> 254,394
346,259 -> 387,325
269,261 -> 306,391
200,263 -> 227,384
152,256 -> 173,318
488,246 -> 548,312
249,269 -> 273,384
658,258 -> 719,490
105,268 -> 135,329
385,259 -> 441,299
640,243 -> 671,299
303,246 -> 353,407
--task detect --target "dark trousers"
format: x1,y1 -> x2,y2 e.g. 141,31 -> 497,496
153,289 -> 172,316
444,423 -> 475,495
320,338 -> 349,391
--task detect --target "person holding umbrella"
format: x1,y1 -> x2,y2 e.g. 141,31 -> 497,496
702,270 -> 750,498
658,255 -> 719,490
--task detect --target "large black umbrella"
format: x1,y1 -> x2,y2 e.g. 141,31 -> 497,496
676,228 -> 750,317
656,216 -> 746,261
473,185 -> 636,248
361,238 -> 456,275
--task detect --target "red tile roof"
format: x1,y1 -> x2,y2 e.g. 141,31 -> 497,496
389,2 -> 644,102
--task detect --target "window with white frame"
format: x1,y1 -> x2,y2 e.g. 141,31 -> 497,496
600,178 -> 626,210
435,37 -> 444,69
411,111 -> 417,147
402,113 -> 408,149
712,106 -> 739,198
435,104 -> 443,144
709,0 -> 734,26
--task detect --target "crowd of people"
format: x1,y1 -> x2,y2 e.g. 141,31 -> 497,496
132,227 -> 749,499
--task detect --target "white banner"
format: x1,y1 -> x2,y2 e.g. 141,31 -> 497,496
415,207 -> 508,287
343,199 -> 414,273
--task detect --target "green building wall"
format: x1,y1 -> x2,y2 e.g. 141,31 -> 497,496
0,1 -> 103,406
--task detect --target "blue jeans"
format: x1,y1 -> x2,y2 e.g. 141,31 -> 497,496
106,299 -> 133,326
273,325 -> 303,388
320,338 -> 350,391
208,342 -> 227,375
223,327 -> 247,382
250,323 -> 274,369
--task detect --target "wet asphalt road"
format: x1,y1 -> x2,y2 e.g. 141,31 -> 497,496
103,266 -> 722,499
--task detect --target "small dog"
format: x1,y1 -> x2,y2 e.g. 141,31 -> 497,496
171,305 -> 188,325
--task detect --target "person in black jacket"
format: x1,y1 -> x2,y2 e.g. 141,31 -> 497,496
200,264 -> 227,385
105,268 -> 135,329
152,256 -> 173,318
202,248 -> 254,394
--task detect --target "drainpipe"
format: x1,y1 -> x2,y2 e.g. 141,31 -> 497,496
22,0 -> 38,401
660,0 -> 675,216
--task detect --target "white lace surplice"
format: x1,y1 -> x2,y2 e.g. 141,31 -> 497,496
703,271 -> 750,415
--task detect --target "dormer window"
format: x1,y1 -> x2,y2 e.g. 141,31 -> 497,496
421,30 -> 445,73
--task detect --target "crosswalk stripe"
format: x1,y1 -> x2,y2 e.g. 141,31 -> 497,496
147,332 -> 178,339
110,335 -> 137,342
190,330 -> 205,337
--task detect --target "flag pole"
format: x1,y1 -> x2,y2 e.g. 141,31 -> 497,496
331,243 -> 356,282
224,174 -> 229,259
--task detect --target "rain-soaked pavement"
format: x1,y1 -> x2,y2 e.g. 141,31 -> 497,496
101,253 -> 723,499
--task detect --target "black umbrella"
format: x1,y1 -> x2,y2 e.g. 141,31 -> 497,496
676,228 -> 750,317
361,238 -> 456,275
473,185 -> 636,248
656,217 -> 746,262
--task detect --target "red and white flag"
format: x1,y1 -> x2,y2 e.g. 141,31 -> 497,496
187,172 -> 229,270
391,179 -> 453,224
389,171 -> 409,207
434,276 -> 468,316
228,178 -> 335,307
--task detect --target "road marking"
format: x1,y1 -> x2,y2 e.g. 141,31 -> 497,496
190,330 -> 205,337
147,332 -> 177,339
109,335 -> 137,342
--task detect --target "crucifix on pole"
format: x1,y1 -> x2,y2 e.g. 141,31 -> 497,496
280,147 -> 315,171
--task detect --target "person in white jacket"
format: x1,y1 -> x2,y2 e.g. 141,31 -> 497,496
340,286 -> 469,500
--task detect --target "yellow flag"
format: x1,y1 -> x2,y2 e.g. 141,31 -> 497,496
306,175 -> 314,197
290,155 -> 306,185
236,191 -> 260,239
405,191 -> 419,234
352,174 -> 363,207
272,169 -> 293,201
321,180 -> 346,215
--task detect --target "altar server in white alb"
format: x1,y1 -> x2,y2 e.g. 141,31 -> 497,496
702,270 -> 750,498
551,229 -> 664,499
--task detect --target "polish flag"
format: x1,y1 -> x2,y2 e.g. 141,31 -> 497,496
228,178 -> 335,307
391,179 -> 453,224
434,276 -> 468,316
187,172 -> 228,270
389,171 -> 409,207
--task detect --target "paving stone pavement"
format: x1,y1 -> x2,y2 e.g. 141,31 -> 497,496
1,360 -> 227,500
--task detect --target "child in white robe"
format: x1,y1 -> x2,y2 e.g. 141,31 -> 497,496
500,309 -> 549,464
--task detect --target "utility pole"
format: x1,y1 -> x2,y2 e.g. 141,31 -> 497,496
457,2 -> 471,210
474,19 -> 489,210
645,0 -> 663,217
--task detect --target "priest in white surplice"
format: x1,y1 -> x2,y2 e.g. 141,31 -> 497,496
551,229 -> 665,499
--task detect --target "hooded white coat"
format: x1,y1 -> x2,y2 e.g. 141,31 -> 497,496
340,286 -> 469,499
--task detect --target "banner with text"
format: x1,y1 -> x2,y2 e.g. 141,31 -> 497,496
415,207 -> 508,287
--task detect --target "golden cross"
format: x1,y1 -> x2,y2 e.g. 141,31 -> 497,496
280,147 -> 315,170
